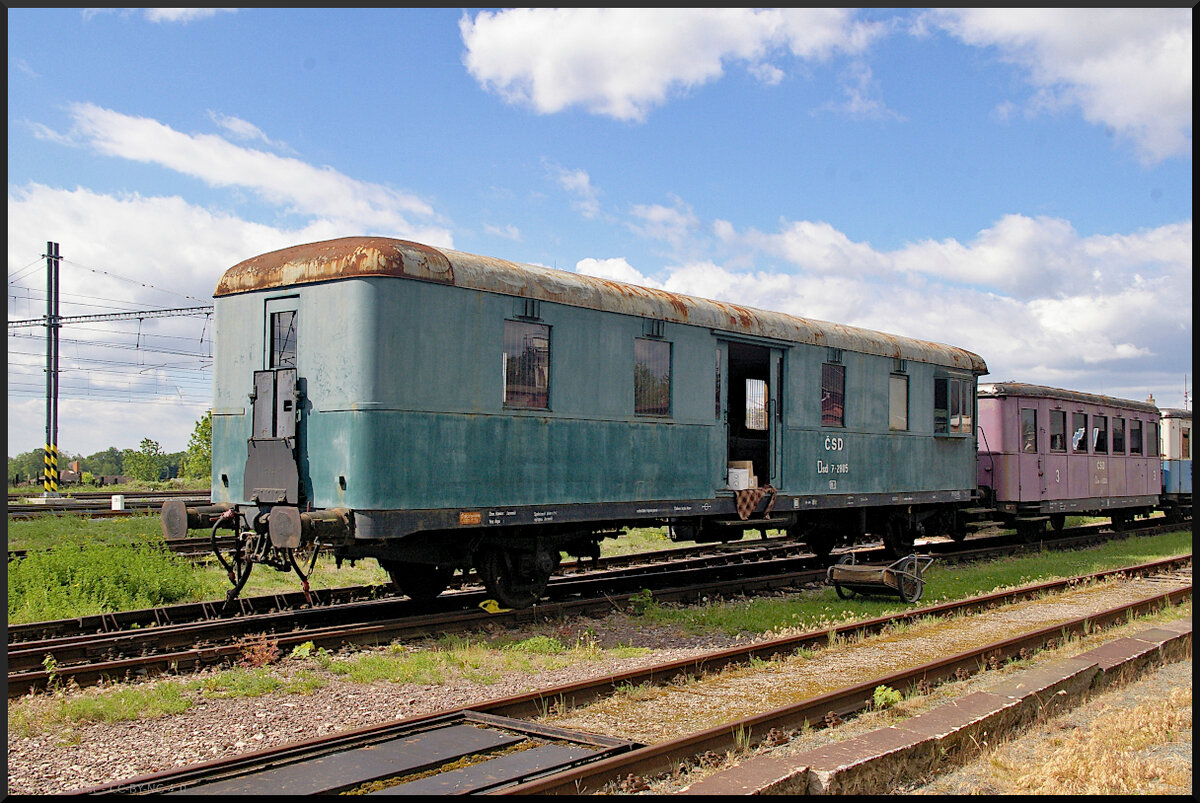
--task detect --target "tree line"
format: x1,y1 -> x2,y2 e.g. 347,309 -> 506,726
8,412 -> 211,486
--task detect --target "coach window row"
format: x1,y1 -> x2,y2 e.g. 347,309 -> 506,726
502,321 -> 674,416
826,363 -> 911,432
501,321 -> 970,435
1061,410 -> 1157,456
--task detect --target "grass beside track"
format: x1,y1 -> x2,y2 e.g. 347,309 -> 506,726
7,529 -> 1191,740
628,529 -> 1192,635
5,522 -> 689,622
3,515 -> 1180,623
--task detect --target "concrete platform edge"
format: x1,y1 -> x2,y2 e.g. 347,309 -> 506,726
680,616 -> 1191,795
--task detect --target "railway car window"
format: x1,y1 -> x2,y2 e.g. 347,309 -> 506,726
634,338 -> 671,416
934,376 -> 971,435
1021,408 -> 1038,453
1183,427 -> 1191,459
270,310 -> 297,368
746,378 -> 768,430
1071,412 -> 1088,453
503,320 -> 550,409
1130,419 -> 1143,455
1147,422 -> 1159,457
934,380 -> 947,433
950,382 -> 962,431
1112,418 -> 1125,454
821,363 -> 845,427
1050,410 -> 1067,452
889,374 -> 908,431
961,383 -> 974,433
1093,415 -> 1108,453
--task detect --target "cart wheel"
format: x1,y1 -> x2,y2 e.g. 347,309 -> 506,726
896,556 -> 923,603
835,584 -> 856,600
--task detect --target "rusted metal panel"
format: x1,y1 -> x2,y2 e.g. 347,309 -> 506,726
214,237 -> 454,296
214,237 -> 987,373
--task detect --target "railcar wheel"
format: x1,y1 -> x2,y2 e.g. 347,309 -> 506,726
895,556 -> 924,603
1050,514 -> 1066,533
379,560 -> 454,601
1018,520 -> 1046,542
475,546 -> 557,609
1110,512 -> 1132,531
798,527 -> 835,558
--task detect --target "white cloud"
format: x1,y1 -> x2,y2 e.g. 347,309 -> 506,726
143,9 -> 236,24
460,8 -> 878,121
484,223 -> 522,242
634,211 -> 1190,403
574,257 -> 660,288
9,104 -> 464,457
820,61 -> 904,121
927,8 -> 1192,164
6,184 -> 303,457
42,103 -> 453,244
547,163 -> 602,218
206,111 -> 275,145
628,197 -> 700,252
894,214 -> 1088,298
736,219 -> 893,277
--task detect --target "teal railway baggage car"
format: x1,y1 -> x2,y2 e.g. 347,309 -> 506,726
165,237 -> 988,607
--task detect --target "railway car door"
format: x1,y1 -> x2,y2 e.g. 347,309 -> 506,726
1045,407 -> 1068,501
1017,406 -> 1046,501
244,299 -> 302,505
721,340 -> 781,489
769,347 -> 784,486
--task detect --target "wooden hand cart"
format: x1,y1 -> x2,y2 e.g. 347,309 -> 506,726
825,553 -> 934,604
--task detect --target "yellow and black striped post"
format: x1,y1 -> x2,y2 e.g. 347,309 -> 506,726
43,443 -> 59,495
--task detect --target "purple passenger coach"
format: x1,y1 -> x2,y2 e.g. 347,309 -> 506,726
976,382 -> 1161,537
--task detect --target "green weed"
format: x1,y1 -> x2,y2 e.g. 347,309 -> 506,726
7,534 -> 210,623
873,684 -> 903,710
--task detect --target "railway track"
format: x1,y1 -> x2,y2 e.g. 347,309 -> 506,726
8,492 -> 210,521
70,555 -> 1191,795
8,534 -> 240,563
7,519 -> 1183,698
6,539 -> 826,696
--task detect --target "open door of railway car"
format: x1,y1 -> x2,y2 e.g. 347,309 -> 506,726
721,340 -> 784,490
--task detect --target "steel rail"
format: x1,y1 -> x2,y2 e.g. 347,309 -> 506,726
502,578 -> 1192,795
7,521 -> 1186,696
5,546 -> 834,694
68,556 -> 1191,795
6,515 -> 1175,642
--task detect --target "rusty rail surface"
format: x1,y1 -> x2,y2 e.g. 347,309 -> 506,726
8,520 -> 1186,697
70,556 -> 1190,795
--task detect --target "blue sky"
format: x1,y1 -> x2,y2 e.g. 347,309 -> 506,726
7,8 -> 1192,459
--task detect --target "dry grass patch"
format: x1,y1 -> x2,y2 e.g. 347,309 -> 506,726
993,686 -> 1192,795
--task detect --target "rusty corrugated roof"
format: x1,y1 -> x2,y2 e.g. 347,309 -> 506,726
215,236 -> 988,372
978,382 -> 1160,414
